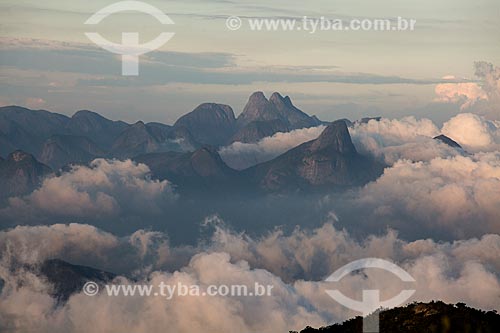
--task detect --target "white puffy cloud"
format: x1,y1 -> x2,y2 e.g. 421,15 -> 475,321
219,126 -> 325,170
434,62 -> 500,120
442,113 -> 500,151
434,82 -> 487,109
338,152 -> 500,238
0,222 -> 499,333
349,113 -> 499,165
349,116 -> 454,164
1,159 -> 176,219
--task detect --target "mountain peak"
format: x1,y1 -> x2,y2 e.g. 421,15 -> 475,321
191,103 -> 236,121
434,134 -> 462,149
237,92 -> 281,127
7,150 -> 36,163
72,110 -> 103,119
248,91 -> 268,103
269,92 -> 292,107
311,120 -> 357,154
133,120 -> 146,127
173,103 -> 236,146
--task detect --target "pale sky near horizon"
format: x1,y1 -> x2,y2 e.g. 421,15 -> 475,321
1,0 -> 499,124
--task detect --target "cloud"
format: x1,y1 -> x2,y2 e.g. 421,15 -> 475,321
349,116 -> 450,165
434,82 -> 487,109
335,152 -> 500,239
0,38 -> 453,88
219,126 -> 325,169
1,159 -> 176,220
442,113 -> 500,152
0,221 -> 499,333
220,112 -> 499,171
318,114 -> 500,239
349,113 -> 499,164
434,62 -> 500,120
24,97 -> 47,109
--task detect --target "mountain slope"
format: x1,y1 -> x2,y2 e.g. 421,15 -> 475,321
0,106 -> 70,155
230,119 -> 290,143
110,121 -> 171,158
174,103 -> 236,146
39,134 -> 105,169
233,92 -> 321,143
295,301 -> 500,333
134,147 -> 243,193
434,134 -> 463,149
65,110 -> 128,149
25,259 -> 115,303
0,150 -> 52,198
269,92 -> 322,128
245,120 -> 385,192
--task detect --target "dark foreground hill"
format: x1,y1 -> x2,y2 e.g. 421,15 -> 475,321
294,301 -> 500,333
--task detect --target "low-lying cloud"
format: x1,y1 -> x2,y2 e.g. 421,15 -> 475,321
335,152 -> 500,239
220,126 -> 325,170
1,159 -> 176,221
0,221 -> 499,333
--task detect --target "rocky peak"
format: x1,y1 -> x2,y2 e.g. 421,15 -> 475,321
248,91 -> 268,103
8,150 -> 35,163
269,92 -> 292,107
310,120 -> 357,154
237,92 -> 281,127
190,147 -> 228,176
434,134 -> 462,149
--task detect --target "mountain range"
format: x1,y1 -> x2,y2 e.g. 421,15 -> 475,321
0,92 -> 321,168
0,92 -> 463,196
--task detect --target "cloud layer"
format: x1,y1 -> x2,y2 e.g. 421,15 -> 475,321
1,159 -> 175,220
1,221 -> 499,333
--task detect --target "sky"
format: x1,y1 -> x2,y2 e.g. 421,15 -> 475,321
1,0 -> 499,123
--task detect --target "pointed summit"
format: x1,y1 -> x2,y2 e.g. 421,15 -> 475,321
245,119 -> 384,191
311,120 -> 357,154
237,92 -> 281,127
434,134 -> 462,149
269,92 -> 292,107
